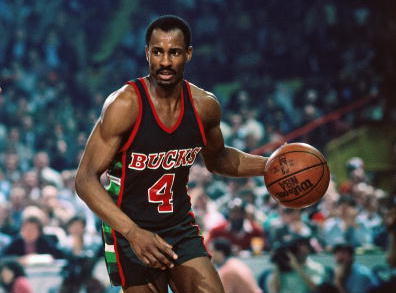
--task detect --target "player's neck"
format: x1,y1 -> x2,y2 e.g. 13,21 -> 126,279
146,76 -> 183,102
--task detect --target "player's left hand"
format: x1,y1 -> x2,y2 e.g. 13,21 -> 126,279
125,226 -> 178,270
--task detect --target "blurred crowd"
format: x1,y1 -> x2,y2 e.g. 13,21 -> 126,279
1,0 -> 395,292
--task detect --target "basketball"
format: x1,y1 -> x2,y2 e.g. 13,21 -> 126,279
264,143 -> 330,209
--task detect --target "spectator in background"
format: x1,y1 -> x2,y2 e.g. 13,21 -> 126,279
39,184 -> 75,227
190,186 -> 225,232
268,207 -> 320,251
0,169 -> 11,201
207,198 -> 265,254
8,186 -> 30,229
0,232 -> 11,255
59,216 -> 104,293
333,243 -> 378,293
339,157 -> 368,195
2,216 -> 64,261
3,152 -> 21,184
21,171 -> 40,202
62,216 -> 101,257
0,259 -> 33,293
21,205 -> 67,247
357,194 -> 382,232
58,170 -> 99,236
226,113 -> 248,151
369,200 -> 396,293
266,237 -> 328,293
210,237 -> 262,293
0,202 -> 18,237
5,128 -> 32,170
322,196 -> 372,249
241,109 -> 265,150
31,151 -> 63,188
0,203 -> 13,253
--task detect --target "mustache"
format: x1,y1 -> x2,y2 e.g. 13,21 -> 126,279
156,67 -> 176,75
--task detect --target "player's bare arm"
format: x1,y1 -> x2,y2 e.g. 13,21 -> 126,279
75,85 -> 177,270
190,84 -> 268,177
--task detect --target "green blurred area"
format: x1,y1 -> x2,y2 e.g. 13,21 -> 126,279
326,123 -> 396,192
92,0 -> 138,63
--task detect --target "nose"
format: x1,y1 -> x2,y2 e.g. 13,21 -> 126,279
160,53 -> 171,67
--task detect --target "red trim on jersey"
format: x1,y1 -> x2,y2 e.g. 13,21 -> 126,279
185,81 -> 207,146
119,81 -> 143,152
140,78 -> 184,134
112,230 -> 126,287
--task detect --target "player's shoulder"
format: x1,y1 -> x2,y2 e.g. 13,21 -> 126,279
102,84 -> 139,113
187,82 -> 219,107
103,83 -> 138,111
100,83 -> 140,132
187,82 -> 221,125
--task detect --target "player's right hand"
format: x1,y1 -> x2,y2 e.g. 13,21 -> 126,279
125,226 -> 178,270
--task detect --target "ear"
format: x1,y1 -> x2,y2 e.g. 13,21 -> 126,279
186,46 -> 193,63
145,46 -> 149,62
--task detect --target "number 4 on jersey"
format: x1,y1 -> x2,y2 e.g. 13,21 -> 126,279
148,174 -> 175,213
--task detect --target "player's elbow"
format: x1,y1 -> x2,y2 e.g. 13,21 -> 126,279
74,171 -> 84,196
204,157 -> 223,175
204,161 -> 216,174
74,168 -> 91,199
202,149 -> 225,174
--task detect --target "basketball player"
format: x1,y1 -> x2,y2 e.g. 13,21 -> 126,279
75,15 -> 268,293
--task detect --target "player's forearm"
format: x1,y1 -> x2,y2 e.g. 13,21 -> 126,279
205,146 -> 267,177
75,172 -> 138,237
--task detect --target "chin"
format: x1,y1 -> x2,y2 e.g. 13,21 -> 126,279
157,80 -> 175,87
157,78 -> 181,88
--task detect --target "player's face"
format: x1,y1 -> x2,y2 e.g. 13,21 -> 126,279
146,28 -> 192,87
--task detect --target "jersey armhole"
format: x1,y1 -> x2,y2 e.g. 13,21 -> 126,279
119,81 -> 143,152
185,81 -> 207,146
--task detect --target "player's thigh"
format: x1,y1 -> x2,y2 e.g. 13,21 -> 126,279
169,256 -> 225,293
123,273 -> 168,293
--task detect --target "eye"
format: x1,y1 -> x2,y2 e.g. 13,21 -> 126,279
170,49 -> 181,56
152,48 -> 161,56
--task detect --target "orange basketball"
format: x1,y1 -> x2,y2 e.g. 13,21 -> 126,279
264,143 -> 330,209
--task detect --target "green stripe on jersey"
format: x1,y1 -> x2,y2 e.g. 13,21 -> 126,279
102,170 -> 122,283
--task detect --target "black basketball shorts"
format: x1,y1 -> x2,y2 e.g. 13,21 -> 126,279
102,212 -> 210,287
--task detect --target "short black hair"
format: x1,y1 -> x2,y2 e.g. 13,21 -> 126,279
23,216 -> 43,233
288,236 -> 311,254
0,258 -> 27,291
145,15 -> 191,48
67,215 -> 86,228
336,196 -> 357,207
333,243 -> 355,255
0,259 -> 27,278
212,237 -> 232,258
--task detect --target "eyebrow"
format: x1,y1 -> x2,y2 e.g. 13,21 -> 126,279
151,46 -> 184,51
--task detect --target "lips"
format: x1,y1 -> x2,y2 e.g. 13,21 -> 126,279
158,70 -> 175,80
157,68 -> 176,79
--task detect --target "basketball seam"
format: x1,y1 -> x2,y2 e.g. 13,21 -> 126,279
266,162 -> 327,188
268,150 -> 324,164
279,165 -> 329,203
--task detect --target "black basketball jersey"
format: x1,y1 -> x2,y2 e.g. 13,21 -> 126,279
106,77 -> 206,229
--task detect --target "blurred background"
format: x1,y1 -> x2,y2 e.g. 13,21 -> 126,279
1,0 -> 396,292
